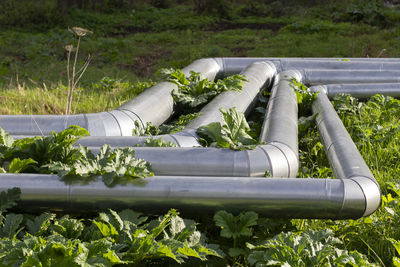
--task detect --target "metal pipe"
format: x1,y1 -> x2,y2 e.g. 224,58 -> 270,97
311,86 -> 381,216
319,83 -> 400,98
0,58 -> 222,136
259,70 -> 301,177
0,58 -> 384,219
77,68 -> 298,178
300,69 -> 400,85
2,57 -> 400,137
77,61 -> 277,148
216,57 -> 400,76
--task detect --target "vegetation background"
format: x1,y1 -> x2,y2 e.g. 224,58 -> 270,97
0,0 -> 400,266
1,0 -> 399,114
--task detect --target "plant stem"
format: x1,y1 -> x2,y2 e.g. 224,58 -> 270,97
65,50 -> 71,115
67,36 -> 81,115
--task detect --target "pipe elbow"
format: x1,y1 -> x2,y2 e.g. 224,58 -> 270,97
309,85 -> 327,94
351,176 -> 381,217
338,176 -> 381,219
260,143 -> 299,178
279,69 -> 303,82
168,129 -> 201,147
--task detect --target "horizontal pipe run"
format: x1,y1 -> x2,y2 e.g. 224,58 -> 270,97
216,57 -> 400,76
0,173 -> 367,219
321,83 -> 400,98
311,88 -> 381,217
0,58 -> 222,136
300,69 -> 400,85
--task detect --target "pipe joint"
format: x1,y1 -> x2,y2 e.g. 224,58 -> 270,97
350,176 -> 381,217
261,143 -> 298,178
169,129 -> 201,147
279,69 -> 303,83
310,85 -> 327,94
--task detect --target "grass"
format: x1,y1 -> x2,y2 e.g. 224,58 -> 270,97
0,0 -> 399,116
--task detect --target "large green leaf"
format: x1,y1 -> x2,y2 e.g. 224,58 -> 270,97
197,108 -> 258,150
220,107 -> 258,147
214,210 -> 258,240
9,158 -> 38,173
0,187 -> 21,213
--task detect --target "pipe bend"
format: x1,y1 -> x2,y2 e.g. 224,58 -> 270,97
260,144 -> 289,177
309,85 -> 327,94
182,58 -> 222,80
168,129 -> 201,147
278,69 -> 303,83
350,176 -> 381,217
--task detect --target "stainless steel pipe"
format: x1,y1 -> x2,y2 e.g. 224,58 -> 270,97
319,83 -> 400,98
312,87 -> 381,216
0,58 -> 221,136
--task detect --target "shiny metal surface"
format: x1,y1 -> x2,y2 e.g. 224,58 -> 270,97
218,57 -> 400,75
259,71 -> 300,178
186,61 -> 276,129
0,58 -> 388,218
325,83 -> 400,98
312,89 -> 381,217
0,58 -> 222,136
302,69 -> 400,85
2,173 -> 358,219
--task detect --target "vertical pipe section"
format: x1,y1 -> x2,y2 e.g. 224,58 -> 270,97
311,86 -> 381,217
259,70 -> 301,177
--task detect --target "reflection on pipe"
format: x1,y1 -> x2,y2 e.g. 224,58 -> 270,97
0,58 -> 222,136
82,69 -> 300,178
321,83 -> 400,98
0,58 -> 386,218
311,86 -> 381,216
2,57 -> 400,136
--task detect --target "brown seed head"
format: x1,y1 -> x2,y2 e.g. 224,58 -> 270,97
71,27 -> 93,37
64,45 -> 73,52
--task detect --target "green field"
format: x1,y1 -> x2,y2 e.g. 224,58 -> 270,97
0,0 -> 400,266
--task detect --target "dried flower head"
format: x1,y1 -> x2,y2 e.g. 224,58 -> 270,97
70,27 -> 93,37
64,45 -> 73,52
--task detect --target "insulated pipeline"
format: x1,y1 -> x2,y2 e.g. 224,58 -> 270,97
0,58 -> 222,136
311,87 -> 381,217
0,173 -> 366,219
322,83 -> 400,98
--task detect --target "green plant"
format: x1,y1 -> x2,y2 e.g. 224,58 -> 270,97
246,229 -> 375,266
197,107 -> 258,150
214,210 -> 258,259
46,144 -> 153,186
132,112 -> 201,136
0,126 -> 153,186
160,68 -> 246,113
141,138 -> 177,147
0,205 -> 221,266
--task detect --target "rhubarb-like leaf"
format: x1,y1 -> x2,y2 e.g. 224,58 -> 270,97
197,107 -> 258,150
